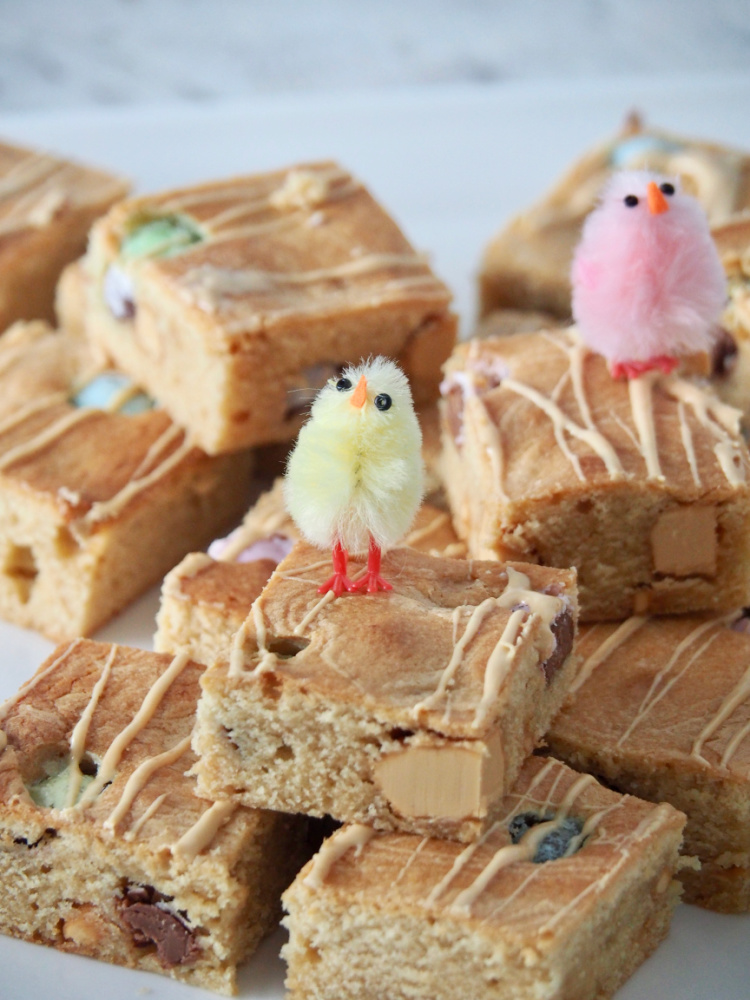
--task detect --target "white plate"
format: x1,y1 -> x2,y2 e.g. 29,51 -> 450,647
0,74 -> 748,998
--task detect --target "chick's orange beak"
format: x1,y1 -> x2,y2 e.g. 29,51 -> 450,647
647,181 -> 669,215
350,374 -> 368,409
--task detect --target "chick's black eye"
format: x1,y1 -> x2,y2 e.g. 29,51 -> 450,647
336,377 -> 352,392
624,194 -> 639,207
375,393 -> 392,412
659,182 -> 675,196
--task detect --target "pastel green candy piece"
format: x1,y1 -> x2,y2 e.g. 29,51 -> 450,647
121,214 -> 203,260
28,760 -> 96,809
71,372 -> 154,414
609,134 -> 681,168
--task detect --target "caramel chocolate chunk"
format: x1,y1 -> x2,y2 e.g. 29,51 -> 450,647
373,733 -> 505,822
651,506 -> 717,577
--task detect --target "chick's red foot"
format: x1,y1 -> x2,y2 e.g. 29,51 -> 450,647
610,355 -> 679,380
318,541 -> 356,597
350,538 -> 393,595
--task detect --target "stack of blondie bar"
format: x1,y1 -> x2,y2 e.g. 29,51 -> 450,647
0,119 -> 748,1000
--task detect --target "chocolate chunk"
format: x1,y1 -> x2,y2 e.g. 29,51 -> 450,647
121,902 -> 200,967
711,327 -> 738,378
540,609 -> 574,683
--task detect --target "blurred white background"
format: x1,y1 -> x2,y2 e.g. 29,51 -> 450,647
0,0 -> 748,110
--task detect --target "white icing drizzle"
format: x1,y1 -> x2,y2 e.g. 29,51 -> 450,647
64,645 -> 118,808
173,799 -> 237,861
303,823 -> 376,889
219,510 -> 290,562
76,650 -> 192,807
0,639 -> 81,722
674,400 -> 701,487
464,394 -> 508,501
0,407 -> 99,471
501,376 -> 625,480
390,836 -> 430,888
0,153 -> 77,236
125,792 -> 168,841
691,663 -> 750,766
570,617 -> 649,694
616,619 -> 725,747
628,373 -> 664,481
104,734 -> 192,831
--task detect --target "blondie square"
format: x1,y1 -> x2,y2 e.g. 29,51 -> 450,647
0,139 -> 128,333
711,214 -> 750,421
80,161 -> 456,454
282,755 -> 686,1000
0,320 -> 254,641
479,114 -> 750,319
547,612 -> 750,913
0,639 -> 309,994
441,329 -> 750,620
154,476 -> 466,666
192,541 -> 578,842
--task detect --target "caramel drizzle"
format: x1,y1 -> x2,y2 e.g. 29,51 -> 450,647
466,394 -> 509,501
484,798 -> 625,922
125,792 -> 168,841
104,734 -> 192,831
218,505 -> 292,562
76,650 -> 191,807
570,617 -> 649,694
159,164 -> 353,218
229,598 -> 278,676
538,807 -> 670,933
486,335 -> 745,486
403,512 -> 452,549
615,619 -> 725,747
677,401 -> 701,487
628,374 -> 664,481
0,639 -> 81,722
64,645 -> 118,808
182,252 -> 436,310
303,823 -> 376,889
423,759 -> 558,907
691,663 -> 750,767
0,391 -> 67,438
82,426 -> 192,528
0,407 -> 99,471
412,567 -> 562,720
501,376 -> 625,480
173,799 -> 237,861
293,590 -> 336,635
661,376 -> 746,485
447,773 -> 598,914
0,153 -> 75,235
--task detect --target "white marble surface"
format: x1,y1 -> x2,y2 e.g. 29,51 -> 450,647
0,0 -> 749,110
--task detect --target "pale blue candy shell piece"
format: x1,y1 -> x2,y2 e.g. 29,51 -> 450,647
610,134 -> 681,168
71,373 -> 154,414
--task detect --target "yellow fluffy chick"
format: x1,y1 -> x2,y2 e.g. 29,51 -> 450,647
284,356 -> 423,596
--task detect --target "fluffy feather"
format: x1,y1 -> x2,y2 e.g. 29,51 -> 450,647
571,170 -> 726,366
284,356 -> 423,554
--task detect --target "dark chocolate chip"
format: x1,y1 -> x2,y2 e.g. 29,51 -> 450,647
711,327 -> 738,378
508,811 -> 585,863
540,610 -> 574,683
121,903 -> 200,968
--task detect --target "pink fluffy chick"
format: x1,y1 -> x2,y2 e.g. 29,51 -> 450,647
571,170 -> 726,378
